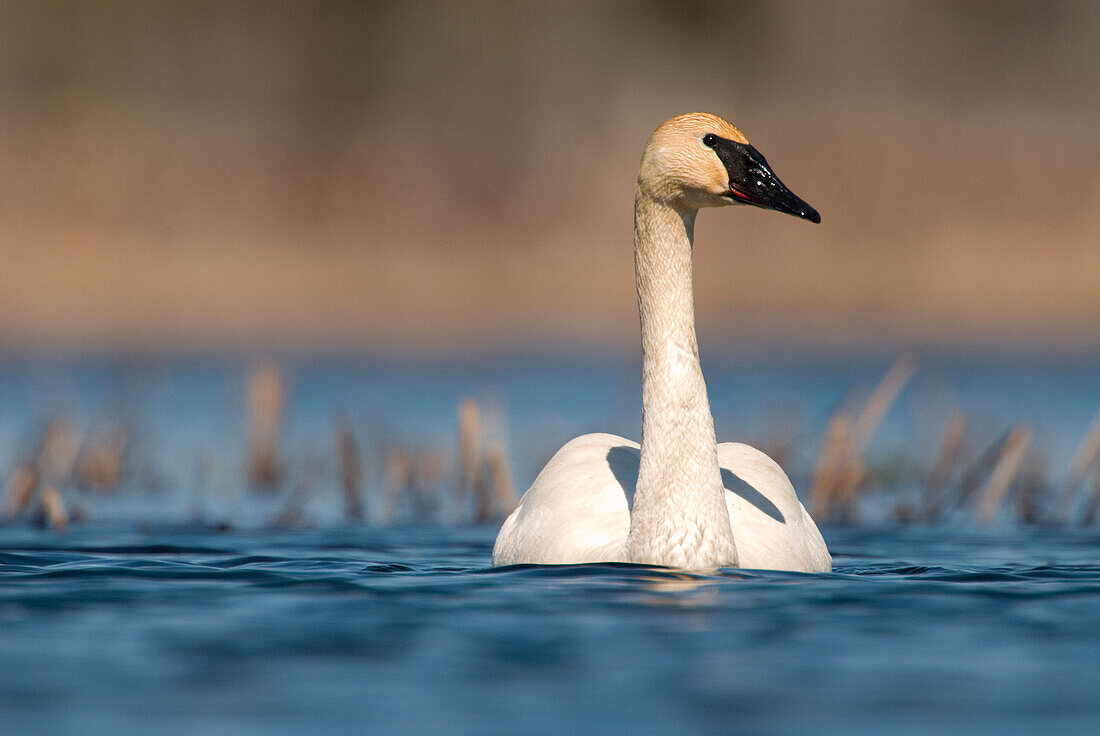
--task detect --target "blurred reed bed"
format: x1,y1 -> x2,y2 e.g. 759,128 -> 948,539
3,356 -> 1100,533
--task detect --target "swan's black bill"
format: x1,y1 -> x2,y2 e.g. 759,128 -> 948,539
705,135 -> 821,224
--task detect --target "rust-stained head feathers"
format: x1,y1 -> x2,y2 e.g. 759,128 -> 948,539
638,112 -> 820,222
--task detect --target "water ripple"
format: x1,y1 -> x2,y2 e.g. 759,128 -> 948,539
3,524 -> 1100,735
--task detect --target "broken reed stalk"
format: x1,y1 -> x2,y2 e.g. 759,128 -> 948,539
473,458 -> 493,523
810,415 -> 863,523
457,397 -> 517,523
955,427 -> 1017,510
487,444 -> 518,519
473,444 -> 517,523
246,361 -> 284,489
5,416 -> 85,526
38,416 -> 82,488
39,486 -> 69,532
270,486 -> 311,528
412,446 -> 445,521
811,355 -> 916,524
853,353 -> 918,453
976,424 -> 1032,526
1059,405 -> 1100,520
77,423 -> 128,493
2,465 -> 39,521
809,417 -> 841,520
191,449 -> 215,522
1015,455 -> 1047,525
333,412 -> 364,521
381,445 -> 414,522
457,398 -> 482,504
271,452 -> 324,529
1081,470 -> 1100,525
923,412 -> 968,521
457,397 -> 497,522
378,443 -> 445,523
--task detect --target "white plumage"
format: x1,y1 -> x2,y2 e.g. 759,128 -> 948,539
493,434 -> 830,572
492,113 -> 831,572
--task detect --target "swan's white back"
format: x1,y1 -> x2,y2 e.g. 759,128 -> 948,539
715,442 -> 831,572
492,434 -> 832,572
492,113 -> 830,572
493,434 -> 634,565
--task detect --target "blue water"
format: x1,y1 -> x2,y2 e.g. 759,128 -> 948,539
2,351 -> 1100,734
3,523 -> 1100,735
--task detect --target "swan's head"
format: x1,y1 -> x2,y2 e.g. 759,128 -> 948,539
638,112 -> 820,223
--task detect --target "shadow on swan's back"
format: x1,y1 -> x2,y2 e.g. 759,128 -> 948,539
605,444 -> 785,523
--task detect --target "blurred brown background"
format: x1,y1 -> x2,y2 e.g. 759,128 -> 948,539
2,1 -> 1098,356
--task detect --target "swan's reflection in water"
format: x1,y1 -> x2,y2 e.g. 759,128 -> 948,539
636,569 -> 725,607
634,567 -> 806,608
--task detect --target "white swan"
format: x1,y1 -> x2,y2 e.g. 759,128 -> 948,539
493,113 -> 831,572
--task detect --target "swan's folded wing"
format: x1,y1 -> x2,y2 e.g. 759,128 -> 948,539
717,442 -> 832,573
492,434 -> 638,566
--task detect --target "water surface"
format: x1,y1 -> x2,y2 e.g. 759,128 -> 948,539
3,353 -> 1100,733
3,523 -> 1099,735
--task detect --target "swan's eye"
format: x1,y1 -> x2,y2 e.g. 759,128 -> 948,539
702,134 -> 718,147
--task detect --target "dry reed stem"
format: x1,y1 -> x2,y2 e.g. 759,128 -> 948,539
189,449 -> 216,522
473,458 -> 493,524
381,446 -> 414,522
415,447 -> 448,490
853,353 -> 917,452
271,453 -> 322,529
474,443 -> 517,523
459,397 -> 509,523
1081,469 -> 1100,525
1016,455 -> 1047,525
1059,405 -> 1100,520
457,398 -> 482,502
40,486 -> 69,532
923,412 -> 968,520
409,446 -> 445,521
77,423 -> 128,493
956,430 -> 1011,507
270,499 -> 311,529
810,415 -> 864,523
811,356 -> 917,524
3,465 -> 39,521
38,416 -> 81,488
487,444 -> 518,519
809,416 -> 844,520
334,412 -> 364,521
976,424 -> 1032,526
246,361 -> 284,489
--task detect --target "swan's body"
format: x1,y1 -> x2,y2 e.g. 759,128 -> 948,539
493,113 -> 831,572
493,434 -> 831,571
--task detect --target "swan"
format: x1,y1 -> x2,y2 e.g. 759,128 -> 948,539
492,113 -> 831,572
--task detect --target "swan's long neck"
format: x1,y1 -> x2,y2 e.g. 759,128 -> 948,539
625,189 -> 738,568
